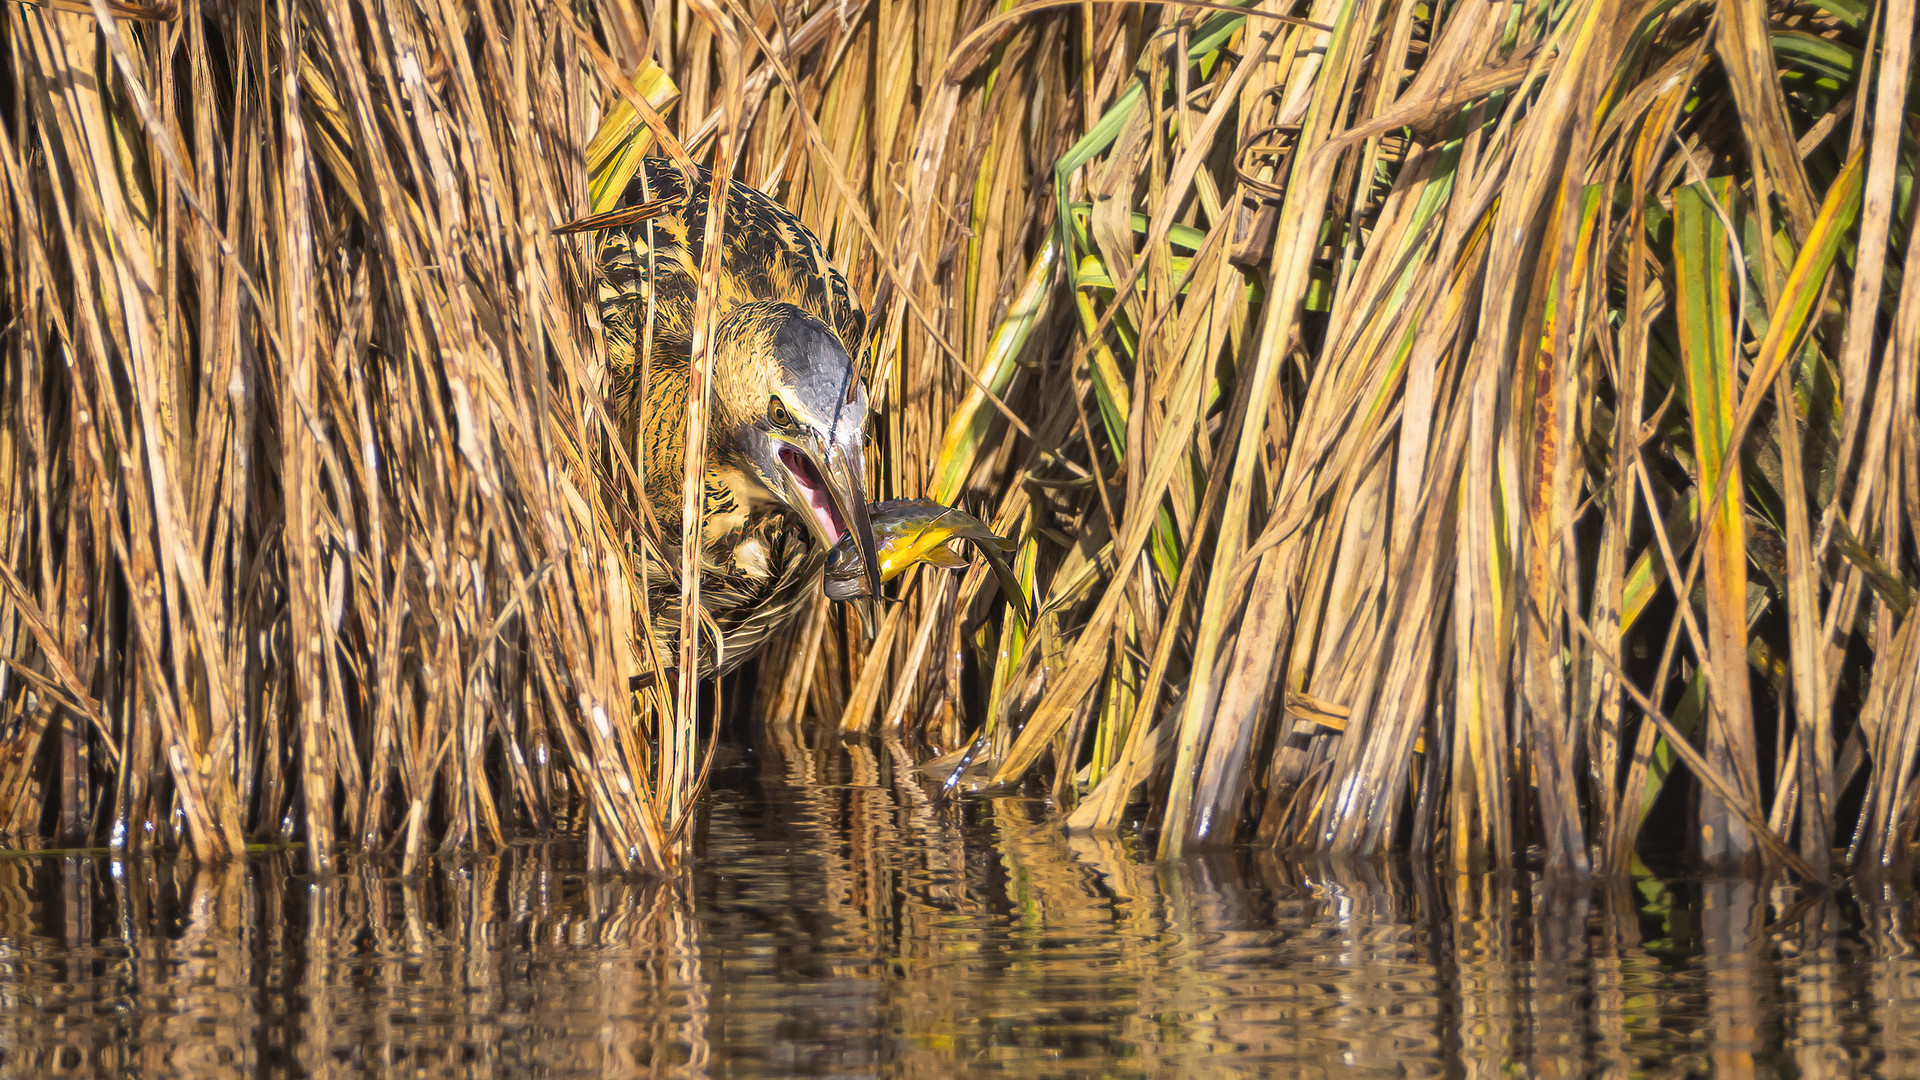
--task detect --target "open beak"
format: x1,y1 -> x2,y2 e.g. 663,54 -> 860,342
819,440 -> 881,598
780,433 -> 883,629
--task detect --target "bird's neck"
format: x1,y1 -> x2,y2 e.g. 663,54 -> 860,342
646,444 -> 777,547
642,362 -> 743,487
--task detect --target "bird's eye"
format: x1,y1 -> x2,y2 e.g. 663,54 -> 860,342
768,396 -> 794,429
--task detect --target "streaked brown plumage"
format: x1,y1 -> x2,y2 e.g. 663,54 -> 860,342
574,159 -> 880,678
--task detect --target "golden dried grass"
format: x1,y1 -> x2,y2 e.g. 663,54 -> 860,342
0,0 -> 1914,876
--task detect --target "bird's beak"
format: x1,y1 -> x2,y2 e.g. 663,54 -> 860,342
820,438 -> 883,602
778,430 -> 883,610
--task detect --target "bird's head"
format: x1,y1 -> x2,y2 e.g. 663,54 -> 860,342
714,303 -> 882,600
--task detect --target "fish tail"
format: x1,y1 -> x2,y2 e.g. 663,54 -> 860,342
980,546 -> 1031,628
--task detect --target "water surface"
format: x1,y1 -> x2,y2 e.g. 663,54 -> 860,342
2,736 -> 1917,1077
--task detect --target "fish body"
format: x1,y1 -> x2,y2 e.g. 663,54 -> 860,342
825,499 -> 1028,625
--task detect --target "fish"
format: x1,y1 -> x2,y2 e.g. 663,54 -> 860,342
824,499 -> 1030,627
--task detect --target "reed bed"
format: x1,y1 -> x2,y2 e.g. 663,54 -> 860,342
1,0 -> 1914,875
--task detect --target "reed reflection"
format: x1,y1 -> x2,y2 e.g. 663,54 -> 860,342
0,733 -> 1917,1078
0,850 -> 707,1078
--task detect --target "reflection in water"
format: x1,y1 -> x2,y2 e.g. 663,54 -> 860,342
0,731 -> 1916,1078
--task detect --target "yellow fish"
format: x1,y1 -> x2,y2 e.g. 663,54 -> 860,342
824,499 -> 1029,626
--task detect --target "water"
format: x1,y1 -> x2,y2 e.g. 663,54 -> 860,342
2,737 -> 1917,1078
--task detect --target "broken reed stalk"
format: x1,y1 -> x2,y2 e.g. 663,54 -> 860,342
1,0 -> 1915,877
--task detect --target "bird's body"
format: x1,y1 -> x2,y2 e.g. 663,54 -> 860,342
583,159 -> 878,678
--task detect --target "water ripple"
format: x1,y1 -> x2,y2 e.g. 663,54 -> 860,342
0,743 -> 1916,1078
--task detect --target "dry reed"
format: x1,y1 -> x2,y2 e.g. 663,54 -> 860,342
0,0 -> 1914,875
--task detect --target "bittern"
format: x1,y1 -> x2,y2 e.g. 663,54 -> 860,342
566,159 -> 881,679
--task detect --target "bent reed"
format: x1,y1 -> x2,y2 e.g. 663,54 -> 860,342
1,0 -> 1914,876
